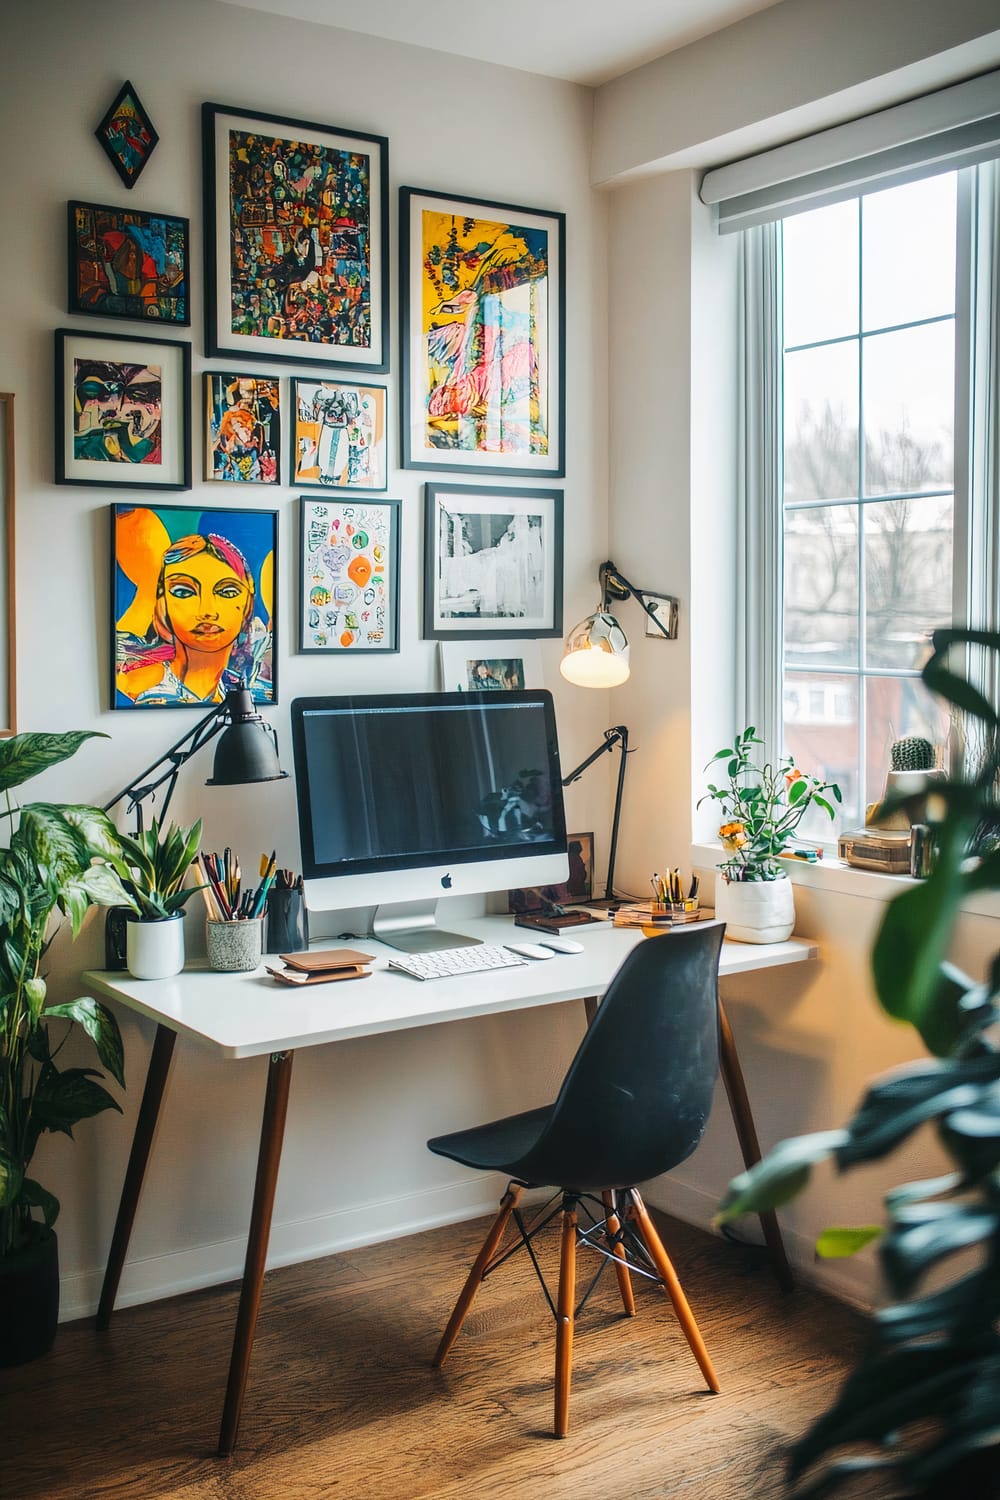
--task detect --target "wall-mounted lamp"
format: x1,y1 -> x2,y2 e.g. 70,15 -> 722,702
104,687 -> 287,835
559,560 -> 677,687
558,562 -> 677,906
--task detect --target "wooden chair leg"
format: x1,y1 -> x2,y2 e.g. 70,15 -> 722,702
554,1196 -> 578,1438
433,1183 -> 523,1368
602,1190 -> 636,1317
628,1189 -> 720,1394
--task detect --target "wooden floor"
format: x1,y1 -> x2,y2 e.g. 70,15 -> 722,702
0,1209 -> 895,1500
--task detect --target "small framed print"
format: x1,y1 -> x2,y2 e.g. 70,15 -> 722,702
299,495 -> 400,653
439,638 -> 542,693
291,378 -> 387,491
55,328 -> 191,490
423,483 -> 563,639
400,186 -> 565,476
68,201 -> 189,325
95,82 -> 159,190
508,832 -> 594,914
203,102 -> 389,370
112,501 -> 278,710
204,373 -> 281,484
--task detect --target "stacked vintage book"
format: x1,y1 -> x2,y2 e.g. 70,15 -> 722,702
612,902 -> 705,929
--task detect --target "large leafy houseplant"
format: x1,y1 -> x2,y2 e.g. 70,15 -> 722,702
1,732 -> 136,1260
717,628 -> 1000,1496
699,726 -> 841,881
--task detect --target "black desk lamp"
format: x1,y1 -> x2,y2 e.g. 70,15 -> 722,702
104,687 -> 287,834
559,561 -> 677,906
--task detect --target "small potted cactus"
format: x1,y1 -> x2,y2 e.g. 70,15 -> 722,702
886,734 -> 943,820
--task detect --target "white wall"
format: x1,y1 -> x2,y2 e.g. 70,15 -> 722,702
3,0 -> 613,1317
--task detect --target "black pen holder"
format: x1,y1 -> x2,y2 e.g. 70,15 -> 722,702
265,888 -> 309,954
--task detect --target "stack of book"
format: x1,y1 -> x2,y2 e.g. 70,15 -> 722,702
612,902 -> 705,929
266,948 -> 374,985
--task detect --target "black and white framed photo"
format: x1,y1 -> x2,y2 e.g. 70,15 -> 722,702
423,483 -> 563,639
202,102 -> 389,371
400,187 -> 565,477
438,638 -> 543,692
55,328 -> 191,490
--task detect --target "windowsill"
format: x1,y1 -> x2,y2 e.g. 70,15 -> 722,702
690,842 -> 1000,921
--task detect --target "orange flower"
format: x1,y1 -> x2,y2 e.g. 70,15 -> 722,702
719,821 -> 747,849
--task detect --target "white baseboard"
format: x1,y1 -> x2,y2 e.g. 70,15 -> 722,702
62,1172 -> 878,1323
642,1176 -> 878,1313
60,1173 -> 516,1323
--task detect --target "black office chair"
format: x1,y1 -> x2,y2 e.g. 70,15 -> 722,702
427,921 -> 726,1437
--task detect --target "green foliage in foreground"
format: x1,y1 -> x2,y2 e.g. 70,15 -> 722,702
717,628 -> 1000,1497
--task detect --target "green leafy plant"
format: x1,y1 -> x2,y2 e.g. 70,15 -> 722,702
0,732 -> 136,1258
699,726 -> 841,881
717,628 -> 1000,1496
112,816 -> 203,920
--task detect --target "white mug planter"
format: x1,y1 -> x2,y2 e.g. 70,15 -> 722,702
125,912 -> 186,980
714,872 -> 795,944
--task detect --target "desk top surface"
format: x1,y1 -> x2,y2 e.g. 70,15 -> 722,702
83,915 -> 818,1060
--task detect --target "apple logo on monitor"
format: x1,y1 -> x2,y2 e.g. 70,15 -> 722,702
441,873 -> 452,889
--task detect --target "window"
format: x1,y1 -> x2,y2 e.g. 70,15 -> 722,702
781,175 -> 957,834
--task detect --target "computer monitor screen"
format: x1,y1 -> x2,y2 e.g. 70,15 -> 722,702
290,690 -> 569,949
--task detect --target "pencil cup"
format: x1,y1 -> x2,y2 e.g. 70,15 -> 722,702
265,888 -> 309,954
206,917 -> 264,973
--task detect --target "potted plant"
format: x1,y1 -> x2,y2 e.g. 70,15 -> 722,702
113,817 -> 203,980
699,727 -> 841,941
0,730 -> 137,1366
717,628 -> 1000,1495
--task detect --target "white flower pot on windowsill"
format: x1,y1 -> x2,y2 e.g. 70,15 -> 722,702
714,872 -> 795,944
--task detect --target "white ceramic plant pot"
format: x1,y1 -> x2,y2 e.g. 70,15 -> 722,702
714,873 -> 795,944
125,912 -> 185,980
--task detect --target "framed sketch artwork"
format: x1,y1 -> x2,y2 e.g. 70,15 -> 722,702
291,378 -> 388,490
55,328 -> 191,490
202,103 -> 389,370
400,186 -> 565,476
299,496 -> 400,652
423,483 -> 563,639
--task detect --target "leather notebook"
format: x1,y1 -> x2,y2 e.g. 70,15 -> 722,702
279,948 -> 375,971
267,964 -> 371,986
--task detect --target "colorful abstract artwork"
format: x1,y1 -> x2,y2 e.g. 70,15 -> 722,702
112,503 -> 277,710
400,188 -> 565,477
291,378 -> 387,490
205,373 -> 281,484
55,329 -> 191,490
203,104 -> 388,370
68,201 -> 189,325
423,483 -> 563,639
94,82 -> 159,190
299,496 -> 399,653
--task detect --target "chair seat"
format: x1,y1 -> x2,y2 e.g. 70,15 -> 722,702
428,1104 -> 553,1177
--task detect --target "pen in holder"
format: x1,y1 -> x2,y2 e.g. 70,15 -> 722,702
265,886 -> 309,954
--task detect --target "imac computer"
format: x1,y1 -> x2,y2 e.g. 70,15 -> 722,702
290,690 -> 569,952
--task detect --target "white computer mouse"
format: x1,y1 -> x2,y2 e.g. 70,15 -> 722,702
505,942 -> 556,960
537,937 -> 585,954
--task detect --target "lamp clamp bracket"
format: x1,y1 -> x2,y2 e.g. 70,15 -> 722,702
600,560 -> 678,640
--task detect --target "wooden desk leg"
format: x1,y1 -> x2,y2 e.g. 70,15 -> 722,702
97,1023 -> 177,1331
717,997 -> 794,1294
583,995 -> 599,1026
218,1049 -> 294,1458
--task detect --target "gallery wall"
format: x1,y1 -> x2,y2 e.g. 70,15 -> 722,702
2,0 -> 612,1315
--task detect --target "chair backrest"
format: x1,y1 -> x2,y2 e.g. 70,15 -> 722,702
514,922 -> 726,1193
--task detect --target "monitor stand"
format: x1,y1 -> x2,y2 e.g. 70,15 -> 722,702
371,900 -> 481,953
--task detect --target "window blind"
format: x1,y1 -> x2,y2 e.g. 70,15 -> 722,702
701,68 -> 1000,233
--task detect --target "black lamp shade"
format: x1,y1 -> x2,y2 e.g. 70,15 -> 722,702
205,689 -> 287,787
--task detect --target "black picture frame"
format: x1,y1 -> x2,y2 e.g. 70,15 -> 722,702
67,200 -> 190,326
400,185 -> 566,478
299,495 -> 401,653
111,501 -> 279,710
202,102 -> 389,371
94,81 -> 159,190
290,376 -> 389,491
423,482 -> 563,640
55,328 -> 191,491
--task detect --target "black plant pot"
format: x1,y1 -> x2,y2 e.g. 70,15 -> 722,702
0,1227 -> 59,1367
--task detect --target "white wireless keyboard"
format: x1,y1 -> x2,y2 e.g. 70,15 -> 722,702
387,944 -> 529,981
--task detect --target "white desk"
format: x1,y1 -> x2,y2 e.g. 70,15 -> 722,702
85,916 -> 816,1454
